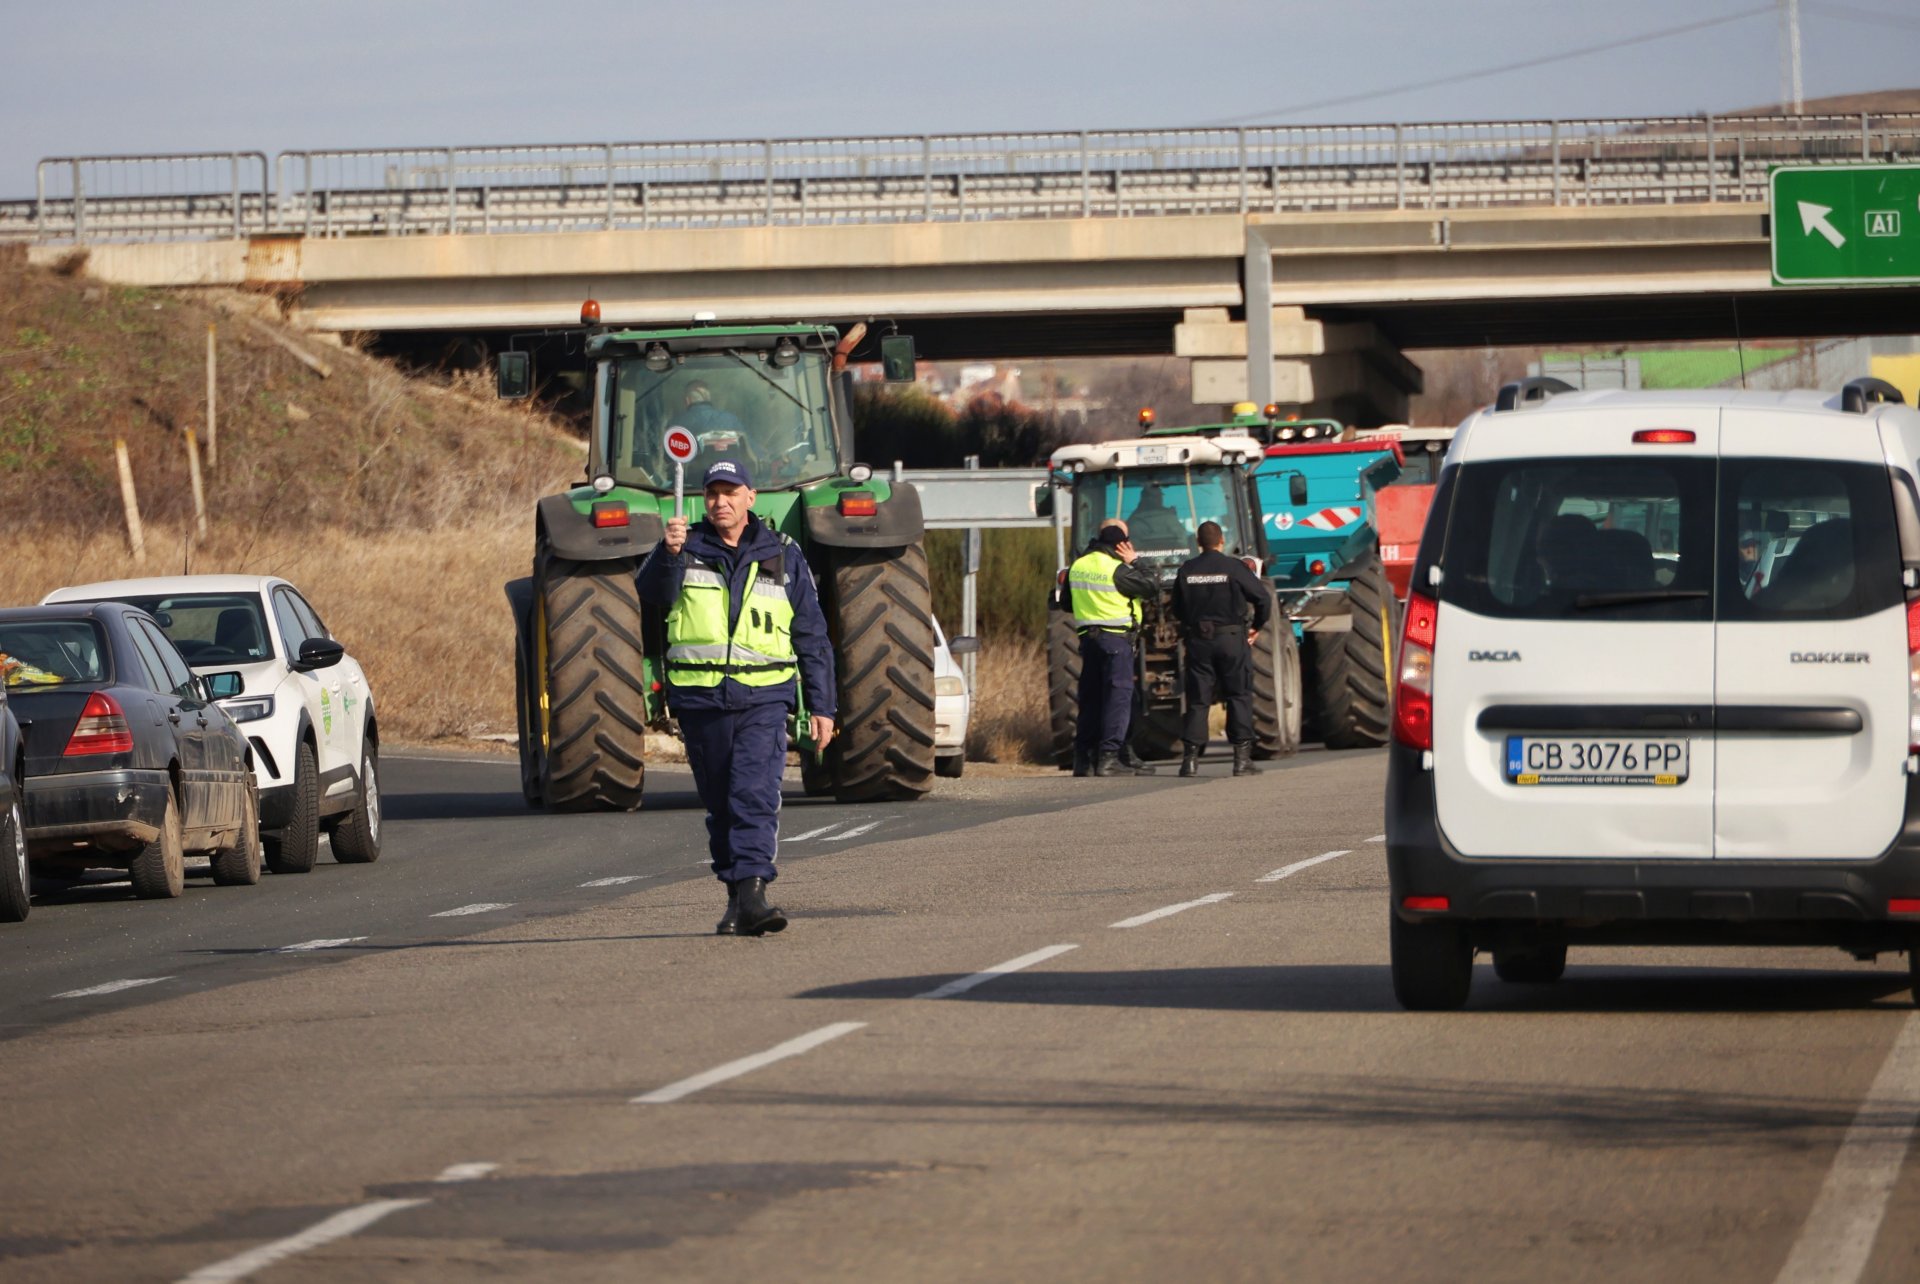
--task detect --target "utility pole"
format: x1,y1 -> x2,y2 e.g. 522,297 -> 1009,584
1780,0 -> 1804,114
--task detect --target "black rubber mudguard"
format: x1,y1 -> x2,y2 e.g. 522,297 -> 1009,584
536,494 -> 663,562
804,483 -> 924,550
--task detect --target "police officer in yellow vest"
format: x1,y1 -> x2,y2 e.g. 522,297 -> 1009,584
1069,519 -> 1160,777
638,458 -> 837,936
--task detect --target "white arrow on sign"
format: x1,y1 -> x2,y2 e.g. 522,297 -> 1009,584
1798,200 -> 1847,249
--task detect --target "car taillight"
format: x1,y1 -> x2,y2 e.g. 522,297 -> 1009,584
65,690 -> 133,756
590,501 -> 629,528
1632,429 -> 1696,445
1402,895 -> 1449,912
1393,590 -> 1438,751
1907,598 -> 1920,754
838,491 -> 878,518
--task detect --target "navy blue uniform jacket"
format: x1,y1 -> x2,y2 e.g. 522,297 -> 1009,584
636,514 -> 837,718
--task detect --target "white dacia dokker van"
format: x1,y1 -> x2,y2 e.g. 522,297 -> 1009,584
1387,377 -> 1920,1009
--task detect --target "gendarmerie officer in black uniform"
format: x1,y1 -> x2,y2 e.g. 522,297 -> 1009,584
1173,520 -> 1272,778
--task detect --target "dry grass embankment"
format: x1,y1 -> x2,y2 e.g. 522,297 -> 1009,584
964,632 -> 1050,766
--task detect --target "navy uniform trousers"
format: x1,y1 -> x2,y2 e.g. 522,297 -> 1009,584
1074,628 -> 1135,758
678,703 -> 788,884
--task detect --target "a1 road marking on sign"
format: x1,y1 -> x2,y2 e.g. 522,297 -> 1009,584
664,426 -> 697,462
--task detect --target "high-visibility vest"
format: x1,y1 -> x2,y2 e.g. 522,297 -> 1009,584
665,545 -> 798,689
1068,549 -> 1141,630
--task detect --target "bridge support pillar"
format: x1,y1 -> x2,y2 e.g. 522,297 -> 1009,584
1176,306 -> 1424,427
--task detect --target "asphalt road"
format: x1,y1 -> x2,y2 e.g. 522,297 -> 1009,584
2,746 -> 1918,1282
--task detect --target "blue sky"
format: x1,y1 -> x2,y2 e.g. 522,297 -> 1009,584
2,0 -> 1915,194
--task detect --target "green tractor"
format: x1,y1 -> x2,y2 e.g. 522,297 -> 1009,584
500,313 -> 936,809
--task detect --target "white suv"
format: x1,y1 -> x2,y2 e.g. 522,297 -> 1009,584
43,575 -> 379,874
1387,378 -> 1920,1009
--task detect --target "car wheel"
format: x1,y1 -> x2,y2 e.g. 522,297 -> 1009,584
330,745 -> 382,864
264,741 -> 320,875
1493,942 -> 1567,984
210,781 -> 263,886
935,752 -> 965,779
1389,910 -> 1473,1011
129,789 -> 186,900
0,789 -> 29,922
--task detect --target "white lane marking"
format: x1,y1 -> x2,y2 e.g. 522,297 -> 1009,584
631,1022 -> 867,1104
54,977 -> 173,999
1773,1012 -> 1920,1284
579,875 -> 650,888
821,820 -> 883,842
1110,893 -> 1235,929
276,937 -> 367,953
916,945 -> 1080,1000
177,1198 -> 429,1283
1257,850 -> 1352,882
434,1162 -> 498,1183
431,903 -> 512,918
783,823 -> 847,842
1366,834 -> 1386,843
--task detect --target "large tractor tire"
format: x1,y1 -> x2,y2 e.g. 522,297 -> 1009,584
1251,595 -> 1303,761
526,541 -> 649,811
1047,610 -> 1080,770
1306,558 -> 1400,750
821,544 -> 937,803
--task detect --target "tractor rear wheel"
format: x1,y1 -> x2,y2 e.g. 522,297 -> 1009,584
822,544 -> 936,802
531,540 -> 649,811
1307,559 -> 1399,750
1046,610 -> 1080,770
1251,595 -> 1303,760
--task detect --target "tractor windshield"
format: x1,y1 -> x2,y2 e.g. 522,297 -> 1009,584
1072,466 -> 1255,567
607,350 -> 838,492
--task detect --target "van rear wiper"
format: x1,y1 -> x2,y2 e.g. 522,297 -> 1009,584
1572,589 -> 1710,611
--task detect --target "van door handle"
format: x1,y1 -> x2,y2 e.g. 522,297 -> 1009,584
1478,705 -> 1709,733
1716,706 -> 1862,734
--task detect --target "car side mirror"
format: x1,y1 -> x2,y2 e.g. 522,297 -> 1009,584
1288,474 -> 1309,506
293,638 -> 345,672
496,351 -> 532,400
948,636 -> 982,657
879,335 -> 917,383
204,670 -> 244,700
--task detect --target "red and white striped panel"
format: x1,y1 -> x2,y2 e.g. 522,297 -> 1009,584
1300,506 -> 1361,531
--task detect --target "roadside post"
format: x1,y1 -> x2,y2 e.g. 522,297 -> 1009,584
113,438 -> 145,564
962,455 -> 981,694
664,425 -> 697,520
1770,163 -> 1920,286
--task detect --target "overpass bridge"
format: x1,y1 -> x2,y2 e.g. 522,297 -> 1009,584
6,113 -> 1918,422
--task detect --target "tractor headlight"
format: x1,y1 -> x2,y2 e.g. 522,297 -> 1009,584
221,695 -> 275,724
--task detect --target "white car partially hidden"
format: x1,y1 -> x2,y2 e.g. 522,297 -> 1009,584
932,618 -> 976,779
44,575 -> 379,873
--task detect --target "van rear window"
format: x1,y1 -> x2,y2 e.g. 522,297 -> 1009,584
1436,456 -> 1899,623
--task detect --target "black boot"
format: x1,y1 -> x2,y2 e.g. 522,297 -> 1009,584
736,877 -> 788,936
715,882 -> 740,936
1233,743 -> 1262,777
1072,747 -> 1092,777
1179,743 -> 1201,777
1094,750 -> 1123,777
1118,743 -> 1157,775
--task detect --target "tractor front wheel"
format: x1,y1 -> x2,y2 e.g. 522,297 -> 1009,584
1046,610 -> 1080,770
530,540 -> 649,811
1251,593 -> 1303,760
1307,559 -> 1400,750
822,544 -> 937,802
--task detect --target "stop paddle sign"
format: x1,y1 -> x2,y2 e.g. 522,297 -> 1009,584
664,426 -> 697,463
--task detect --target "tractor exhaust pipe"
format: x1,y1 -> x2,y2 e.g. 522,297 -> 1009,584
832,322 -> 868,372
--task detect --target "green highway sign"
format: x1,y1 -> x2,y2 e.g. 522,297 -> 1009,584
1771,164 -> 1920,286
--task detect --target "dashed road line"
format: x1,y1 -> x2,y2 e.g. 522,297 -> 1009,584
1367,834 -> 1386,843
822,820 -> 884,842
1257,850 -> 1352,883
1110,893 -> 1235,929
631,1022 -> 867,1104
178,1197 -> 429,1283
434,1162 -> 498,1183
1773,1013 -> 1920,1284
276,938 -> 367,953
916,945 -> 1079,1000
431,903 -> 512,918
784,823 -> 847,842
579,875 -> 651,888
54,977 -> 172,1000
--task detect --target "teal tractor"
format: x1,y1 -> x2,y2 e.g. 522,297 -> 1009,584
499,311 -> 938,809
1152,403 -> 1404,749
1045,430 -> 1303,766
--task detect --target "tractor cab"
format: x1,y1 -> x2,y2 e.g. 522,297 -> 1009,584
1050,433 -> 1268,582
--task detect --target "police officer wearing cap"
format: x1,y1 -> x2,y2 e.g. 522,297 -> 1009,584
637,457 -> 836,936
1173,520 -> 1272,778
1068,519 -> 1159,777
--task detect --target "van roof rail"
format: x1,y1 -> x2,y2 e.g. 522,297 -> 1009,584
1494,376 -> 1576,413
1841,377 -> 1906,415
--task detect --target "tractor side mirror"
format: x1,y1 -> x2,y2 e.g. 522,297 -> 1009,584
496,351 -> 532,400
1288,474 -> 1309,506
1034,484 -> 1054,518
948,636 -> 982,657
879,335 -> 917,383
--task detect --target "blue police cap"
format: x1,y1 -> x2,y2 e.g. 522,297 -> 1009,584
701,458 -> 753,490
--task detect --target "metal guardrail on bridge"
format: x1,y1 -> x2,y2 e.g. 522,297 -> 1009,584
4,114 -> 1918,244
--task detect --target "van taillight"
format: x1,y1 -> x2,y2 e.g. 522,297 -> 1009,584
65,691 -> 134,756
1392,590 -> 1438,751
